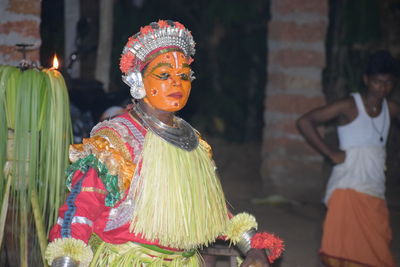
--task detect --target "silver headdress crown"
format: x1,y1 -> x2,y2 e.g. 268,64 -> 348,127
120,20 -> 196,99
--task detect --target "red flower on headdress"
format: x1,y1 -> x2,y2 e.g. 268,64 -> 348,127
119,52 -> 136,74
126,37 -> 139,48
174,21 -> 186,30
157,20 -> 169,28
251,232 -> 284,263
140,25 -> 154,35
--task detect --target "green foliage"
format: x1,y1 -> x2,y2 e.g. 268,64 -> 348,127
0,65 -> 72,265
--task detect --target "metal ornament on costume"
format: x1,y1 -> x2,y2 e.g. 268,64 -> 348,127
122,72 -> 146,99
120,20 -> 196,99
132,101 -> 199,151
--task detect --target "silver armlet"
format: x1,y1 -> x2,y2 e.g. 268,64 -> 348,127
236,228 -> 256,255
51,256 -> 79,267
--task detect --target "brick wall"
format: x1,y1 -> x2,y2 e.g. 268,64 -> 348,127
0,0 -> 41,66
262,0 -> 328,202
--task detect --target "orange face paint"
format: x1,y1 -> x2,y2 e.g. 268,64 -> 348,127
142,51 -> 191,112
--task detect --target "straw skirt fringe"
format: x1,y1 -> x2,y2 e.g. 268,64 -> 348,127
89,239 -> 202,267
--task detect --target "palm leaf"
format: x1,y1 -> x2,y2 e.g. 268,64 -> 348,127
0,65 -> 72,266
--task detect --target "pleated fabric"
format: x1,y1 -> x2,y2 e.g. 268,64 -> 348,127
320,189 -> 395,267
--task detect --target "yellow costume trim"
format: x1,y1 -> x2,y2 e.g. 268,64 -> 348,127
93,128 -> 132,160
81,187 -> 107,194
224,213 -> 258,245
69,136 -> 135,191
45,238 -> 93,267
130,131 -> 229,249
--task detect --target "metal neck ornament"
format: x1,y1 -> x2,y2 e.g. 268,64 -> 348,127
133,102 -> 199,151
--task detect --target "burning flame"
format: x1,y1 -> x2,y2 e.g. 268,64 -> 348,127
52,54 -> 59,69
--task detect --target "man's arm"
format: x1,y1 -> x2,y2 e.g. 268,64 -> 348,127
388,100 -> 400,122
296,99 -> 352,164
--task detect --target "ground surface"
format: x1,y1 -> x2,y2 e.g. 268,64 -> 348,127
207,137 -> 400,267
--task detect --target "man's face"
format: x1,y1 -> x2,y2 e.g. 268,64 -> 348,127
142,51 -> 191,112
364,74 -> 395,99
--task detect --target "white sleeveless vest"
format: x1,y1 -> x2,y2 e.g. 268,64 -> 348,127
324,93 -> 390,204
337,93 -> 390,149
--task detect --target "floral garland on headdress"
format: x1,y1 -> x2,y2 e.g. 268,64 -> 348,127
119,20 -> 195,75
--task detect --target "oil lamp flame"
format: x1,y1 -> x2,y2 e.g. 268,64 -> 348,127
52,54 -> 59,69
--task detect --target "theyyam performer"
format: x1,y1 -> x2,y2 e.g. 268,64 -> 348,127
45,20 -> 284,267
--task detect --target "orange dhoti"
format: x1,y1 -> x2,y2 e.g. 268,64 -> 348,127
320,189 -> 396,267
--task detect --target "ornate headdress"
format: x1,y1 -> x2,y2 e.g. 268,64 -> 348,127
120,20 -> 196,99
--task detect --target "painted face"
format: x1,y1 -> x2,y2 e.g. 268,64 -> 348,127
142,51 -> 192,112
364,74 -> 395,99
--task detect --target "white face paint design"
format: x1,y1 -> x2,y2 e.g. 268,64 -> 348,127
172,51 -> 179,69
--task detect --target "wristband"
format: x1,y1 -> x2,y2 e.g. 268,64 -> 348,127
236,228 -> 256,255
51,256 -> 79,267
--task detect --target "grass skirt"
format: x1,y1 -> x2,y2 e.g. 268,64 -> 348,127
89,235 -> 202,267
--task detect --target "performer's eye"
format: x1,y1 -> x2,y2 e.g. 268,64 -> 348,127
154,73 -> 170,80
179,73 -> 189,81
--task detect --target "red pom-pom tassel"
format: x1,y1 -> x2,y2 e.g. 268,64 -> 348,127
251,232 -> 284,263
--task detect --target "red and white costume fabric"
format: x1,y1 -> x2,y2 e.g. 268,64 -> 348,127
49,113 -> 152,246
47,112 -> 234,266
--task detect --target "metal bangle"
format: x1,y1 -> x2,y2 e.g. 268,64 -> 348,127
236,228 -> 257,255
51,256 -> 79,267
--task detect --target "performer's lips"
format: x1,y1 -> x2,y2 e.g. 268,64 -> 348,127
168,92 -> 183,99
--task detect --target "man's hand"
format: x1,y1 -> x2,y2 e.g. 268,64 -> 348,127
329,150 -> 346,164
240,248 -> 270,267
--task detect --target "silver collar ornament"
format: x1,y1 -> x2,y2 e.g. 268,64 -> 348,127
133,102 -> 199,151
